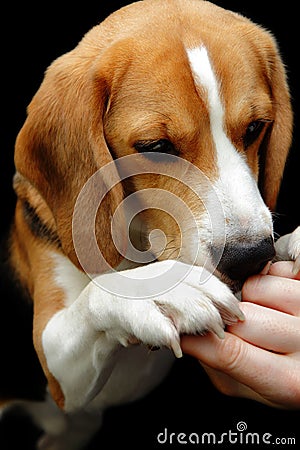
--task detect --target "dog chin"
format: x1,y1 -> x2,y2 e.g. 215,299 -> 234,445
216,271 -> 244,294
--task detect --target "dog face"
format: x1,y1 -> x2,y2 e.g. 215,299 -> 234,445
14,0 -> 292,291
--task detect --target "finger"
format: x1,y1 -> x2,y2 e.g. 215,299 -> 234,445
181,333 -> 300,408
201,363 -> 277,407
268,261 -> 300,280
227,302 -> 300,354
242,274 -> 300,316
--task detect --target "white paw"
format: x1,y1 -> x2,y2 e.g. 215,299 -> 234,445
275,226 -> 300,274
37,410 -> 101,450
38,434 -> 63,450
38,432 -> 90,450
88,261 -> 243,358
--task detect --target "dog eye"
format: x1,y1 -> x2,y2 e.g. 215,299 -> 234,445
243,120 -> 265,148
134,139 -> 178,156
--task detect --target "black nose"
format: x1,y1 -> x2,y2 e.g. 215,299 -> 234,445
211,236 -> 275,282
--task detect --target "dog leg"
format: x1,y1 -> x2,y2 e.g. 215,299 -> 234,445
37,409 -> 102,450
41,258 -> 243,413
0,395 -> 91,450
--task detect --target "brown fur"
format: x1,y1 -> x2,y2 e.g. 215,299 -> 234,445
7,0 -> 292,409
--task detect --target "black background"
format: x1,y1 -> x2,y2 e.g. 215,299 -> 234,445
1,1 -> 300,449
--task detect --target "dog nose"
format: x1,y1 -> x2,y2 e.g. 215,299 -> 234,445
212,236 -> 275,282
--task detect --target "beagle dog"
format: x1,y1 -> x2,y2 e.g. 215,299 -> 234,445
2,0 -> 300,448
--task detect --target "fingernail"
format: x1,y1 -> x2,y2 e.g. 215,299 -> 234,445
261,261 -> 272,275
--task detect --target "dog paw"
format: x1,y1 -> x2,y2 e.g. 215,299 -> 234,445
37,411 -> 101,450
89,261 -> 244,358
275,226 -> 300,274
38,434 -> 61,450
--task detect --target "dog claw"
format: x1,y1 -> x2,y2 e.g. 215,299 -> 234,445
212,323 -> 225,339
171,338 -> 183,358
237,308 -> 245,322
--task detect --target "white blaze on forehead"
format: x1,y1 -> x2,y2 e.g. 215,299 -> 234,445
187,46 -> 223,127
186,46 -> 272,237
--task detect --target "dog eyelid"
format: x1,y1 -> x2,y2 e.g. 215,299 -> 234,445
134,139 -> 179,156
243,119 -> 270,149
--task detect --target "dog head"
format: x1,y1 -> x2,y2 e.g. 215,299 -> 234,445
14,0 -> 292,291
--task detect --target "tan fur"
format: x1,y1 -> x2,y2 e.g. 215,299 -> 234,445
10,203 -> 66,407
9,0 -> 292,409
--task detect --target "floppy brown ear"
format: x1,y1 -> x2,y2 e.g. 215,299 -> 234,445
258,34 -> 293,212
14,42 -> 127,273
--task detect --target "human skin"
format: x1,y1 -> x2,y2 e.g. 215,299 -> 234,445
181,261 -> 300,409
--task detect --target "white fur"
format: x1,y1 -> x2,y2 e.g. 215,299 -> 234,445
275,226 -> 300,274
53,253 -> 89,306
3,395 -> 103,450
42,256 -> 241,414
37,44 -> 278,450
187,46 -> 273,243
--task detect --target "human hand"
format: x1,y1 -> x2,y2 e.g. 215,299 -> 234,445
181,261 -> 300,409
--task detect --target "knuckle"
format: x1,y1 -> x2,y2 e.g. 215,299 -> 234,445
242,274 -> 263,300
210,375 -> 238,397
283,374 -> 300,407
202,365 -> 241,398
216,334 -> 246,373
215,380 -> 238,397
